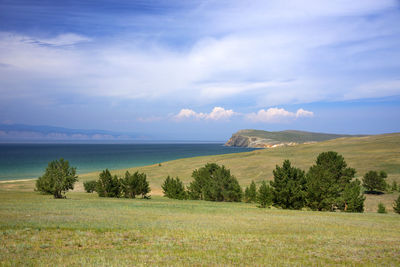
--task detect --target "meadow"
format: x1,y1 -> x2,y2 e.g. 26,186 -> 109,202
1,133 -> 400,265
1,191 -> 400,266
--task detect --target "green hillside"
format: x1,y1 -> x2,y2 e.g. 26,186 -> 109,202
3,133 -> 399,212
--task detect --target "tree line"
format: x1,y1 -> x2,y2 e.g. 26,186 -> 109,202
35,152 -> 400,213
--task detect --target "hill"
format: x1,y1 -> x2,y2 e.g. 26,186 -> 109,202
3,132 -> 399,212
225,129 -> 362,148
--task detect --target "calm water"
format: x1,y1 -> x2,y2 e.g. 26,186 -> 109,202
0,143 -> 257,180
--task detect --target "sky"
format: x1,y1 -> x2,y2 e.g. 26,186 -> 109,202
0,0 -> 399,141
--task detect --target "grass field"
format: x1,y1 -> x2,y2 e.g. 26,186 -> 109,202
1,191 -> 400,266
1,134 -> 400,265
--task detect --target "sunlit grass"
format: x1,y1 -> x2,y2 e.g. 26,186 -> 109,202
0,191 -> 399,266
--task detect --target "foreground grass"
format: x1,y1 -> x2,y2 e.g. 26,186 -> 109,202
1,191 -> 400,266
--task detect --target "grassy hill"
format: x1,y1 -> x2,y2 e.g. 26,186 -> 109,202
3,133 -> 400,212
225,129 -> 362,147
1,134 -> 400,265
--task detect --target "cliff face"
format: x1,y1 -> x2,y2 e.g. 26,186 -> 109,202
224,129 -> 357,148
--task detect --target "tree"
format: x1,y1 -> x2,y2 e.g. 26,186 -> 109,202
187,163 -> 242,202
270,160 -> 306,209
377,203 -> 387,214
306,151 -> 356,211
244,181 -> 257,203
83,180 -> 97,193
341,180 -> 365,212
257,181 -> 273,208
162,176 -> 187,200
121,171 -> 150,199
96,169 -> 121,198
362,170 -> 387,193
393,195 -> 400,214
35,158 -> 78,198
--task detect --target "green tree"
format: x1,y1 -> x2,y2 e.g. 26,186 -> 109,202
96,169 -> 121,198
83,180 -> 97,193
393,195 -> 400,214
187,163 -> 242,202
257,181 -> 273,208
341,180 -> 365,212
270,160 -> 306,209
35,158 -> 78,199
306,151 -> 356,211
162,176 -> 187,200
377,203 -> 387,214
244,181 -> 257,203
362,170 -> 387,193
121,171 -> 150,199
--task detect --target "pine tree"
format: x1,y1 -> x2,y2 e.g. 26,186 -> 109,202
393,195 -> 400,214
270,160 -> 306,209
187,163 -> 242,202
96,169 -> 121,198
306,151 -> 356,211
244,181 -> 257,203
341,180 -> 365,212
257,181 -> 273,208
35,158 -> 78,199
162,176 -> 187,200
392,181 -> 398,192
362,170 -> 387,193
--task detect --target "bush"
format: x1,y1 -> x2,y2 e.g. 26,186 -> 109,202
391,181 -> 398,192
35,158 -> 78,198
96,169 -> 121,198
306,151 -> 356,211
121,171 -> 150,199
257,181 -> 273,208
83,180 -> 97,193
393,195 -> 400,214
363,170 -> 387,193
377,203 -> 387,214
271,160 -> 306,210
244,181 -> 257,203
162,176 -> 187,200
187,163 -> 242,202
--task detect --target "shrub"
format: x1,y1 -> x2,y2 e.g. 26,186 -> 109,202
362,170 -> 387,193
187,163 -> 242,202
393,195 -> 400,214
96,169 -> 121,198
162,176 -> 187,200
306,151 -> 356,211
83,180 -> 97,193
244,181 -> 257,203
271,160 -> 306,209
35,158 -> 78,198
391,181 -> 398,192
257,181 -> 273,208
121,171 -> 150,199
377,203 -> 387,214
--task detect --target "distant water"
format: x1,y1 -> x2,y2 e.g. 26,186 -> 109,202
0,143 -> 258,181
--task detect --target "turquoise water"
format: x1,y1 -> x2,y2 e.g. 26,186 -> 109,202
0,143 -> 257,180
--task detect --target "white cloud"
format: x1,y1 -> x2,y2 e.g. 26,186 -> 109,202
175,107 -> 236,121
247,108 -> 314,123
0,0 -> 399,109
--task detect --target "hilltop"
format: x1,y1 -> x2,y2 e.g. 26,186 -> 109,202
225,129 -> 362,148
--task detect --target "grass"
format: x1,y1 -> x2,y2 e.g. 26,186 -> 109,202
1,133 -> 400,265
1,191 -> 400,266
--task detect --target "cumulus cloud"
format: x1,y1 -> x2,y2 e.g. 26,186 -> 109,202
247,108 -> 314,123
175,107 -> 236,121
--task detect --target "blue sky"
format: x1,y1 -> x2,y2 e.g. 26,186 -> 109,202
0,0 -> 399,140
